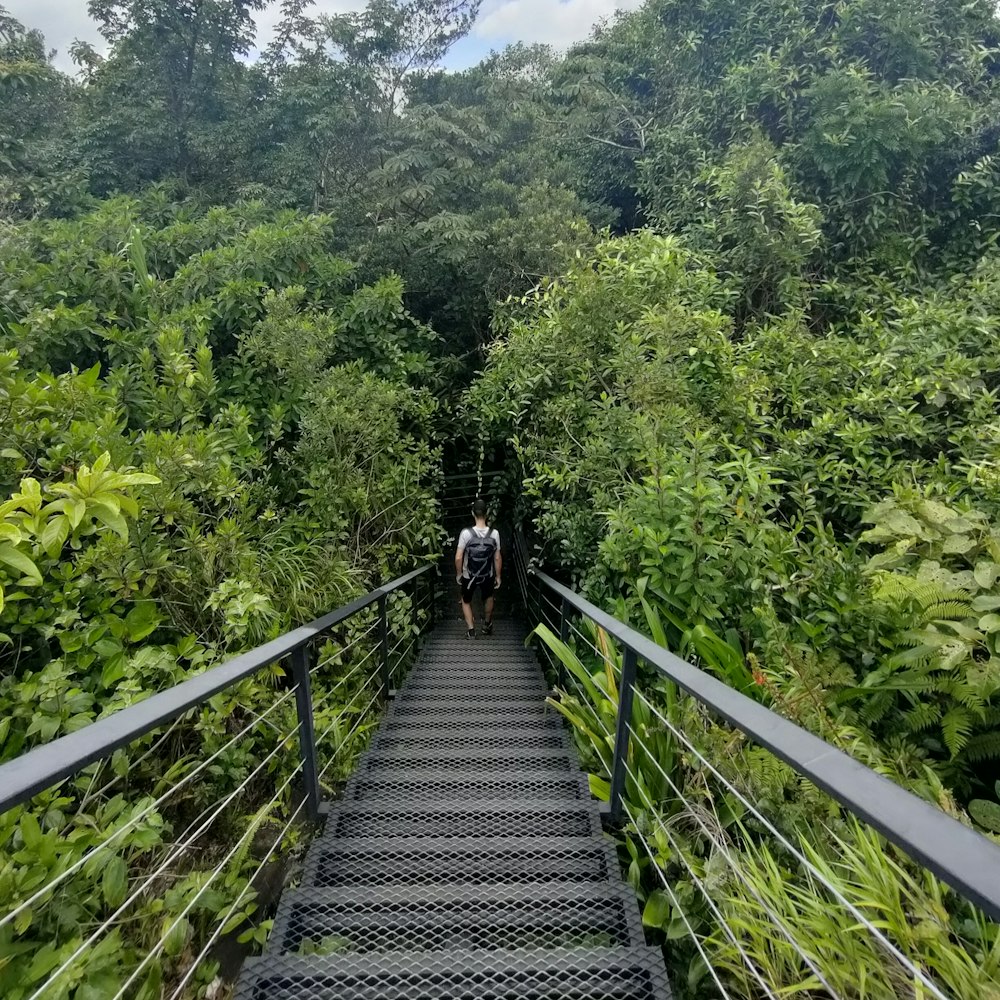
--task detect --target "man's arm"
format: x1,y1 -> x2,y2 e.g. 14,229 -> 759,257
455,540 -> 465,583
494,537 -> 503,589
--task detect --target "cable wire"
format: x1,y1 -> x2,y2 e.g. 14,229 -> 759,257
310,618 -> 380,676
165,782 -> 312,1000
633,687 -> 954,1000
318,686 -> 384,781
622,793 -> 737,1000
0,684 -> 299,934
622,732 -> 833,1000
27,700 -> 305,1000
108,756 -> 307,1000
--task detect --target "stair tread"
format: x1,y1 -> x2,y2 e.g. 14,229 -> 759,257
266,883 -> 646,957
236,947 -> 672,1000
359,745 -> 576,764
318,799 -> 601,840
344,769 -> 590,802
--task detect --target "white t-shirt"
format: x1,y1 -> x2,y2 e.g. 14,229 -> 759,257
458,526 -> 501,580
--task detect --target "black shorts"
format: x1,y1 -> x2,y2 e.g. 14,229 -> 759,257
461,577 -> 495,603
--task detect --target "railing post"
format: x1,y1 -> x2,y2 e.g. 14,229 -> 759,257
558,596 -> 570,688
609,647 -> 638,824
290,645 -> 321,823
429,571 -> 437,626
378,591 -> 391,698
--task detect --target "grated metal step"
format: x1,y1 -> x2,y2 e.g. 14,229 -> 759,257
358,745 -> 578,768
236,947 -> 672,1000
344,768 -> 591,802
385,703 -> 555,724
399,675 -> 548,691
301,836 -> 620,887
370,729 -> 570,753
391,689 -> 549,704
266,884 -> 645,956
319,800 -> 602,840
381,715 -> 565,736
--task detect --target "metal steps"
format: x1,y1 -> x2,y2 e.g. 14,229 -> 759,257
236,616 -> 672,1000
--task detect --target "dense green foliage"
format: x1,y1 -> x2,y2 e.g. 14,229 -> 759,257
0,192 -> 442,996
4,0 -> 1000,995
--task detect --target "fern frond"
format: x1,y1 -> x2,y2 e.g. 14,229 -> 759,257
962,730 -> 1000,763
873,575 -> 968,609
920,601 -> 973,624
903,701 -> 942,734
859,690 -> 895,726
941,706 -> 974,759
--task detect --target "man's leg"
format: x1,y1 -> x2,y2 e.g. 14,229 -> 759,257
460,580 -> 476,631
481,579 -> 496,635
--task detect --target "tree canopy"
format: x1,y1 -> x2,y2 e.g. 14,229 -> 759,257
3,0 -> 1000,997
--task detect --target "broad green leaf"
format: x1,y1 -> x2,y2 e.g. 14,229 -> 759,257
65,498 -> 87,530
135,963 -> 162,1000
162,917 -> 190,958
978,614 -> 1000,633
40,514 -> 70,559
19,813 -> 42,851
588,774 -> 611,801
969,799 -> 1000,833
101,654 -> 127,688
116,473 -> 161,488
125,601 -> 160,643
14,905 -> 32,934
102,856 -> 128,908
0,543 -> 41,586
642,889 -> 672,928
27,943 -> 63,983
92,505 -> 129,540
942,535 -> 975,556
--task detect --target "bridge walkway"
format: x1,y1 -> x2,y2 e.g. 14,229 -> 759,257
235,613 -> 672,999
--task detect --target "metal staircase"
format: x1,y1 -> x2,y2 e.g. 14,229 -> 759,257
234,616 -> 673,1000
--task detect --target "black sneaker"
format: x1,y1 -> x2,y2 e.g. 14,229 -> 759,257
465,628 -> 476,640
482,621 -> 494,637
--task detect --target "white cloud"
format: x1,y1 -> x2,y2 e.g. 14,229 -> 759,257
5,0 -> 103,69
4,0 -> 640,73
4,0 -> 370,71
474,0 -> 643,48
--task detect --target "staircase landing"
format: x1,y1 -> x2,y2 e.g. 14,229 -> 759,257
236,617 -> 672,999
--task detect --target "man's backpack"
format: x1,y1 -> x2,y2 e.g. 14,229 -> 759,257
464,530 -> 498,584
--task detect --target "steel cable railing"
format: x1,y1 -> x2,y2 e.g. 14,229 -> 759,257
530,555 -> 852,995
0,683 -> 301,937
635,728 -> 839,984
628,689 -> 962,999
0,563 -> 437,1000
512,530 -> 1000,1000
23,705 -> 305,1000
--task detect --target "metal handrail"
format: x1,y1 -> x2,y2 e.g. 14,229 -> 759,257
518,539 -> 1000,923
0,564 -> 436,819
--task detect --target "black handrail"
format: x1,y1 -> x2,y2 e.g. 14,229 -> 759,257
0,564 -> 436,818
522,550 -> 1000,923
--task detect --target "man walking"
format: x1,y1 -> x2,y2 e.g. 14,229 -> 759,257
455,499 -> 502,638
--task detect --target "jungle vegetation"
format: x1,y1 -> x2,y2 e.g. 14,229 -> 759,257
2,0 -> 1000,996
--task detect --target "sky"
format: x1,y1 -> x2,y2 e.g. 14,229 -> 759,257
6,0 -> 644,73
